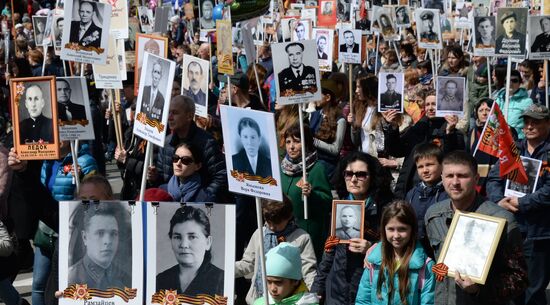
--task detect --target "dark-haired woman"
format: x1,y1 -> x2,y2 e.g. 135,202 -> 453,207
156,206 -> 223,296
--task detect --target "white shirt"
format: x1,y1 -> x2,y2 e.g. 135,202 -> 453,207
247,154 -> 258,174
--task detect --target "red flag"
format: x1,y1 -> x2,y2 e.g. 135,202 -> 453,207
475,103 -> 528,184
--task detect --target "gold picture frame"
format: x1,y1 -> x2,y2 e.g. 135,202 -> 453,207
330,200 -> 365,243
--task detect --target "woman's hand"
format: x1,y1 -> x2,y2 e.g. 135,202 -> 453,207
348,238 -> 370,254
445,115 -> 458,134
8,147 -> 27,172
301,181 -> 312,197
381,109 -> 399,127
114,146 -> 127,164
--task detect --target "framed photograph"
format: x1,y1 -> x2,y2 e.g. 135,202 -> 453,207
505,156 -> 542,197
312,28 -> 334,71
57,77 -> 95,141
529,15 -> 550,59
438,211 -> 506,284
199,0 -> 216,30
338,29 -> 362,64
134,33 -> 169,96
220,105 -> 283,201
436,76 -> 465,117
292,19 -> 311,41
59,201 -> 143,305
414,8 -> 442,49
394,5 -> 411,27
138,6 -> 153,33
93,37 -> 123,89
181,55 -> 209,118
10,76 -> 60,160
216,20 -> 234,75
495,7 -> 528,56
32,16 -> 48,46
103,0 -> 129,39
378,72 -> 404,112
60,0 -> 112,64
318,0 -> 337,27
53,14 -> 64,55
133,52 -> 176,147
146,203 -> 236,304
272,40 -> 322,105
473,16 -> 496,56
331,200 -> 365,243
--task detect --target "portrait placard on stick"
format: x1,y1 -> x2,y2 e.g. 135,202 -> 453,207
331,200 -> 365,243
10,76 -> 60,160
312,28 -> 334,71
338,29 -> 362,63
93,38 -> 123,89
378,72 -> 404,113
495,7 -> 527,56
415,8 -> 443,49
199,0 -> 216,30
436,76 -> 466,117
57,77 -> 95,141
59,201 -> 143,305
32,16 -> 48,46
220,105 -> 283,201
138,6 -> 153,33
394,5 -> 411,27
272,40 -> 322,105
318,0 -> 337,28
182,55 -> 209,118
528,15 -> 550,59
134,34 -> 169,96
505,156 -> 542,197
216,20 -> 234,75
473,16 -> 496,56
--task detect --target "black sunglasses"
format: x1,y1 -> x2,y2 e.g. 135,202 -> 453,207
343,170 -> 370,180
172,155 -> 194,165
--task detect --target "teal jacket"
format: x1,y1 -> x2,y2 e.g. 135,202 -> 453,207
495,87 -> 533,139
355,243 -> 435,305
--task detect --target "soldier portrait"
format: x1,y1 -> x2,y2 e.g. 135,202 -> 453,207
436,76 -> 465,116
416,9 -> 441,47
277,42 -> 318,96
378,72 -> 404,112
495,8 -> 527,56
331,200 -> 365,242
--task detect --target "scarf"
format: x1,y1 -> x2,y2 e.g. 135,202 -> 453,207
166,173 -> 202,202
254,219 -> 299,296
280,151 -> 318,176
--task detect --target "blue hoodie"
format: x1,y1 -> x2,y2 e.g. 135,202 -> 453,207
405,181 -> 448,239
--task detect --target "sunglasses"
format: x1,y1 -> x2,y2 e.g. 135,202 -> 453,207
510,78 -> 521,83
343,170 -> 370,181
172,155 -> 194,165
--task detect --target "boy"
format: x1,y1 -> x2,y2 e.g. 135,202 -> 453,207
254,243 -> 319,305
405,143 -> 449,239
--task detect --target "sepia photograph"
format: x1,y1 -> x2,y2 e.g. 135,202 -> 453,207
378,8 -> 398,40
505,156 -> 542,197
495,7 -> 527,56
134,33 -> 169,96
378,72 -> 404,112
338,29 -> 362,64
199,0 -> 215,30
436,76 -> 465,117
57,77 -> 95,141
331,200 -> 365,243
317,0 -> 336,27
415,8 -> 442,49
529,15 -> 550,59
473,16 -> 496,56
181,55 -> 209,118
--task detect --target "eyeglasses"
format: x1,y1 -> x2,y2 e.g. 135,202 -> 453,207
510,78 -> 521,83
172,155 -> 194,165
343,170 -> 370,181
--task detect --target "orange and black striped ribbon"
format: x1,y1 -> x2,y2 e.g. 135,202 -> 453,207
432,263 -> 449,282
63,284 -> 137,302
230,170 -> 277,186
324,236 -> 340,253
151,289 -> 228,305
136,112 -> 165,133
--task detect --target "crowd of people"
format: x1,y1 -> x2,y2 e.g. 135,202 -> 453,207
0,0 -> 548,305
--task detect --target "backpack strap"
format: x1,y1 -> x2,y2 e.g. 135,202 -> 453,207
417,257 -> 432,290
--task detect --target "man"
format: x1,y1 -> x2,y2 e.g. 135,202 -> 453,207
425,151 -> 523,305
200,0 -> 215,29
419,11 -> 439,43
316,35 -> 328,59
437,80 -> 463,111
380,74 -> 402,109
339,30 -> 359,53
322,1 -> 332,15
68,204 -> 131,290
183,61 -> 206,106
294,22 -> 306,41
56,79 -> 86,121
277,42 -> 317,95
487,104 -> 550,305
19,85 -> 54,144
55,17 -> 63,47
495,11 -> 526,55
475,17 -> 495,48
69,1 -> 102,48
141,60 -> 165,121
335,206 -> 360,239
531,16 -> 550,53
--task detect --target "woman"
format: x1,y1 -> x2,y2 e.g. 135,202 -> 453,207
232,117 -> 272,178
311,152 -> 393,305
438,45 -> 468,77
156,206 -> 224,296
281,123 -> 332,259
161,143 -> 214,202
349,75 -> 379,155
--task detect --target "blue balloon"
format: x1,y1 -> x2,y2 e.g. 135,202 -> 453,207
213,4 -> 224,21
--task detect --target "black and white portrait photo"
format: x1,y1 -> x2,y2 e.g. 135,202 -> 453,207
220,106 -> 283,201
42,10 -> 54,46
292,20 -> 310,41
133,52 -> 176,147
395,6 -> 411,27
59,201 -> 143,305
134,34 -> 168,96
54,15 -> 64,54
421,0 -> 444,14
272,40 -> 322,105
436,76 -> 465,117
321,0 -> 333,15
331,200 -> 364,242
199,0 -> 215,30
138,6 -> 153,33
336,0 -> 350,21
57,77 -> 95,141
505,156 -> 542,197
18,81 -> 55,145
378,72 -> 404,112
32,16 -> 48,46
378,10 -> 397,40
473,16 -> 496,56
312,28 -> 334,71
495,7 -> 527,56
415,9 -> 442,49
338,29 -> 362,64
61,0 -> 112,64
146,203 -> 235,303
181,55 -> 209,118
529,15 -> 550,60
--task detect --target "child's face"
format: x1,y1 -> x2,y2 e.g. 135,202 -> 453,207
385,217 -> 412,254
266,276 -> 299,302
265,217 -> 291,233
416,156 -> 442,186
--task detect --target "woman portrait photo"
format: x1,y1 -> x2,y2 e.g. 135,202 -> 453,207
156,206 -> 224,296
232,117 -> 273,178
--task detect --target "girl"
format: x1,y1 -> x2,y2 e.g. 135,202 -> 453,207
356,200 -> 435,305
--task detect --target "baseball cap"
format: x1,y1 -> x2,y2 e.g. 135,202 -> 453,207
520,104 -> 550,120
265,243 -> 302,280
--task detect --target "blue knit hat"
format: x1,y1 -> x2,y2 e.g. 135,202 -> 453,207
265,243 -> 302,280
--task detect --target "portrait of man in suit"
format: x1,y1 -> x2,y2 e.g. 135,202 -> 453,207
438,79 -> 463,111
294,22 -> 306,41
55,17 -> 64,48
141,60 -> 165,121
69,0 -> 103,48
317,35 -> 328,59
57,79 -> 86,121
531,16 -> 550,53
183,61 -> 206,107
232,117 -> 273,178
339,30 -> 359,53
277,42 -> 317,95
19,84 -> 54,144
380,74 -> 402,110
335,206 -> 360,240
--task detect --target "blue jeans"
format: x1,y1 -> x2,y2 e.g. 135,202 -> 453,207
0,278 -> 21,305
32,246 -> 51,305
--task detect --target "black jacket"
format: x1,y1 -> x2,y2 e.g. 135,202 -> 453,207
156,261 -> 224,296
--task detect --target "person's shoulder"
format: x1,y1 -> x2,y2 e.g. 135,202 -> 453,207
477,200 -> 515,223
425,198 -> 451,219
156,264 -> 179,280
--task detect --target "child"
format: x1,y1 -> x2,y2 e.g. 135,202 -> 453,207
236,197 -> 317,305
356,200 -> 435,305
254,243 -> 319,305
405,143 -> 448,239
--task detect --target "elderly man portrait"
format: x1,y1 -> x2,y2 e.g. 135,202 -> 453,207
495,11 -> 526,54
69,0 -> 103,48
19,84 -> 54,144
438,80 -> 463,111
339,30 -> 359,53
335,206 -> 360,239
531,16 -> 550,52
57,79 -> 86,121
278,42 -> 317,94
183,61 -> 206,106
141,60 -> 165,121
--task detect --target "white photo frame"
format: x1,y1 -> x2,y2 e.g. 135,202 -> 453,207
378,72 -> 404,113
57,77 -> 95,141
